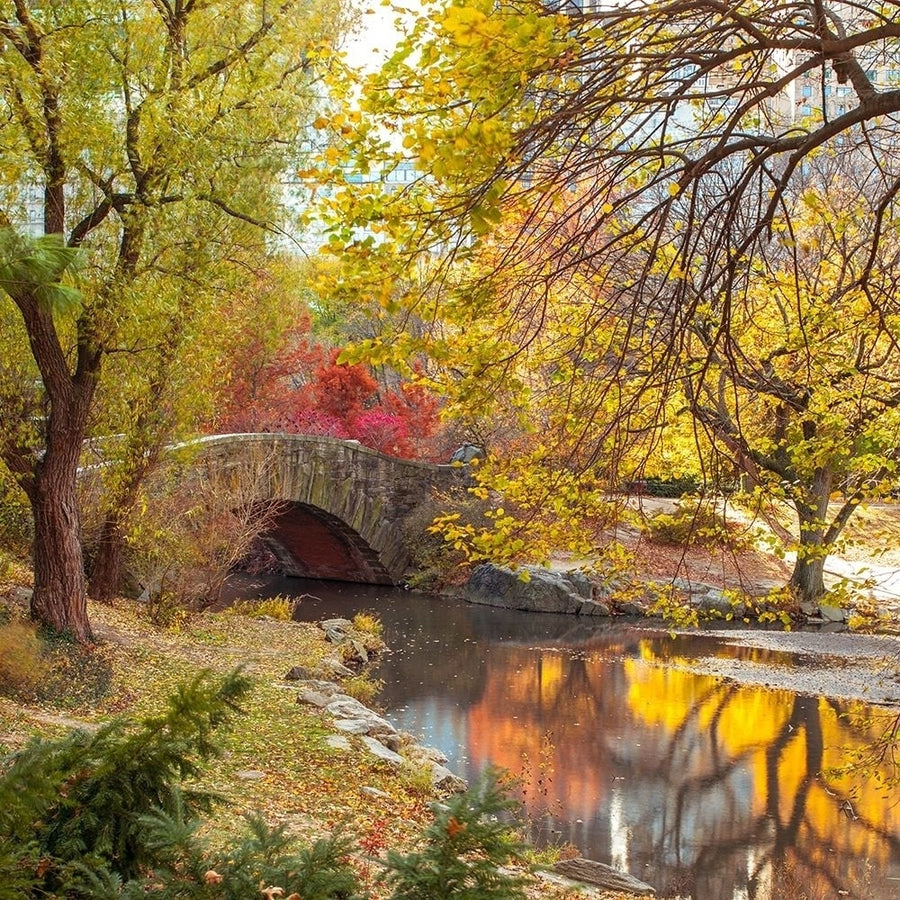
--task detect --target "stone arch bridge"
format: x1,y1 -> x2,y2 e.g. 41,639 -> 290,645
193,433 -> 467,585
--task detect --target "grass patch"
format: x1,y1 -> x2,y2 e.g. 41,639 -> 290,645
352,610 -> 383,639
0,597 -> 433,867
398,761 -> 438,799
341,672 -> 385,705
225,594 -> 299,621
0,619 -> 47,697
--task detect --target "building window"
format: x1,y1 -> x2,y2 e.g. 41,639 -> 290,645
802,84 -> 813,97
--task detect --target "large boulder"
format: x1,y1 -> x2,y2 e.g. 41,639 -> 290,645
466,564 -> 594,615
450,444 -> 485,464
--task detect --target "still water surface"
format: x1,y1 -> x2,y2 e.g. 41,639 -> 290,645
232,575 -> 900,899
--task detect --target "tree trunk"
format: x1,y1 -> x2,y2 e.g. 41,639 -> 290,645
789,550 -> 826,604
10,297 -> 100,643
88,514 -> 126,604
29,448 -> 93,643
789,466 -> 832,605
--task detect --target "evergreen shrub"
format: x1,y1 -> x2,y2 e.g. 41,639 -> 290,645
379,768 -> 528,899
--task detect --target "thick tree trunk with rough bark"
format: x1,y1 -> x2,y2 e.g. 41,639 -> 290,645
6,286 -> 100,643
30,462 -> 93,643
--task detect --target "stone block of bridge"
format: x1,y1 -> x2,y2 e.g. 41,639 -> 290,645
194,433 -> 465,585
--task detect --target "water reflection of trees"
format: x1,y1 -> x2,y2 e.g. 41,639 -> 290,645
282,587 -> 900,897
465,639 -> 900,899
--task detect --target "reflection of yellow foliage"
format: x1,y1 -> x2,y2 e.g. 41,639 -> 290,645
537,653 -> 563,697
751,700 -> 900,861
625,642 -> 723,733
715,689 -> 791,756
626,645 -> 900,866
746,723 -> 805,818
463,634 -> 900,887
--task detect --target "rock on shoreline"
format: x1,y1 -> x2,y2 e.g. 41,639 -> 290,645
466,563 -> 610,616
465,562 -> 854,628
291,618 -> 467,794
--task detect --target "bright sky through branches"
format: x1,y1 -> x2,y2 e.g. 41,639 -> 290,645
345,0 -> 413,70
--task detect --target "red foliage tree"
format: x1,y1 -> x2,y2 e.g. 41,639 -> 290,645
215,323 -> 450,460
350,408 -> 411,457
214,316 -> 324,433
378,380 -> 452,461
290,409 -> 351,439
304,350 -> 378,423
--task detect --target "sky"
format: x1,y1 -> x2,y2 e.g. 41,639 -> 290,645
343,1 -> 416,70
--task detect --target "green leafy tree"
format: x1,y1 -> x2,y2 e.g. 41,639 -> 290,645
0,0 -> 348,639
83,235 -> 302,604
678,177 -> 900,600
323,0 -> 900,604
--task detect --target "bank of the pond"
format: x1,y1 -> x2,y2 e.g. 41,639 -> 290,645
247,575 -> 900,899
0,590 -> 645,900
456,564 -> 900,705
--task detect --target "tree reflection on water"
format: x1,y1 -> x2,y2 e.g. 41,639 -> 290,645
461,639 -> 900,899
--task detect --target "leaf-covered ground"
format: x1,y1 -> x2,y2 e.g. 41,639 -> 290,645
0,589 -> 642,899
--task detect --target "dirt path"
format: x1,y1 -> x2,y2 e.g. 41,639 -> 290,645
613,497 -> 900,621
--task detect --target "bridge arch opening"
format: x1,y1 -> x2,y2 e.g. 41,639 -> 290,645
260,501 -> 393,585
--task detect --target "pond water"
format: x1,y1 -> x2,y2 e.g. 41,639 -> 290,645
230,575 -> 900,900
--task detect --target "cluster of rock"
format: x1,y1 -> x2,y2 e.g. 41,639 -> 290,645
293,677 -> 465,792
466,563 -> 850,628
466,564 -> 611,616
670,577 -> 848,625
320,617 -> 379,669
289,618 -> 467,794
